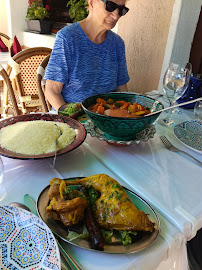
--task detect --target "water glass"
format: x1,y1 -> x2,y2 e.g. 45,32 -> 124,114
158,63 -> 191,127
194,100 -> 202,120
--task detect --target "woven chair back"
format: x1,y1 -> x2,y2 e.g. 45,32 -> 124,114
4,47 -> 52,116
37,53 -> 51,112
0,32 -> 13,50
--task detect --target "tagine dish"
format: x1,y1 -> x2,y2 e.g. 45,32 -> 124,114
82,92 -> 163,141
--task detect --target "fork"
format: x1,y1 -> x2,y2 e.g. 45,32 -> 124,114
53,124 -> 62,168
160,136 -> 202,167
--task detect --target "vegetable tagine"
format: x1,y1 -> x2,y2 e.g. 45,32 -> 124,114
88,98 -> 151,118
46,174 -> 155,251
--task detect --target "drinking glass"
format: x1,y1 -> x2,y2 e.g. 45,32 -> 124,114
194,100 -> 202,120
172,63 -> 192,113
0,156 -> 6,201
158,63 -> 191,126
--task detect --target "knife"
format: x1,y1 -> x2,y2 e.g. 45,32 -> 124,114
24,194 -> 83,270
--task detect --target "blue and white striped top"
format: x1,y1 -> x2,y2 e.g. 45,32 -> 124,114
44,22 -> 130,104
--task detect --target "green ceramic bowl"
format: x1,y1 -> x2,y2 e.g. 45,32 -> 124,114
82,92 -> 164,141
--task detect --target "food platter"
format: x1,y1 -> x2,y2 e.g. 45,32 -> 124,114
0,113 -> 87,159
0,205 -> 60,269
174,120 -> 202,153
84,119 -> 156,146
37,177 -> 160,254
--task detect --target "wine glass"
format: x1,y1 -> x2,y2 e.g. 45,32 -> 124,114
172,63 -> 192,114
158,63 -> 191,126
0,156 -> 7,201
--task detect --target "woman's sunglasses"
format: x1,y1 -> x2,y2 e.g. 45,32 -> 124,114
102,0 -> 129,16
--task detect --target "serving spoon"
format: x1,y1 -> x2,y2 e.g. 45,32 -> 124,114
53,123 -> 62,169
147,97 -> 202,117
9,201 -> 83,270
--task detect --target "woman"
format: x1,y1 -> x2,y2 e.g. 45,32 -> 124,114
44,0 -> 130,111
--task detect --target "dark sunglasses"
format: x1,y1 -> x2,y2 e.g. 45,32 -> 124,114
102,0 -> 129,16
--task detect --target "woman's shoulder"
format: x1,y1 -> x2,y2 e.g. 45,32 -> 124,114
107,31 -> 125,48
107,31 -> 124,43
57,22 -> 80,39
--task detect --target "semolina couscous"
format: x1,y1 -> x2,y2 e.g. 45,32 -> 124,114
0,120 -> 76,155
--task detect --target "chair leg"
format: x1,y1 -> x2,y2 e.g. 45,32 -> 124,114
2,105 -> 9,118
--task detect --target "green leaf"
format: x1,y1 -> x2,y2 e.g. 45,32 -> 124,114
101,229 -> 113,244
67,226 -> 89,241
119,230 -> 138,246
67,0 -> 88,22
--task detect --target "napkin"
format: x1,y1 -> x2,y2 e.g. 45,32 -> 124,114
0,37 -> 9,52
10,35 -> 22,57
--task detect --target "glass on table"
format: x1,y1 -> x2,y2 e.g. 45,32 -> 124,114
158,62 -> 191,127
0,156 -> 7,201
194,100 -> 202,120
172,63 -> 192,114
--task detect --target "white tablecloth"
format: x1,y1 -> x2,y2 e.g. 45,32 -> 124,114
1,92 -> 197,269
0,145 -> 187,270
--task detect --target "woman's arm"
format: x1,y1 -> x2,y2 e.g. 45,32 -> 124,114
45,79 -> 66,111
116,84 -> 128,92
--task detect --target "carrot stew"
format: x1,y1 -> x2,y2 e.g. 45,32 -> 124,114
88,98 -> 151,118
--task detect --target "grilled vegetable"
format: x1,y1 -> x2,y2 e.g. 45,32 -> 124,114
79,185 -> 105,250
84,205 -> 105,250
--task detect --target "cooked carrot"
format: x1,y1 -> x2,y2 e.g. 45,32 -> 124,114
145,110 -> 151,114
133,102 -> 138,111
137,104 -> 144,111
121,102 -> 130,110
118,100 -> 126,105
96,98 -> 106,105
96,105 -> 105,114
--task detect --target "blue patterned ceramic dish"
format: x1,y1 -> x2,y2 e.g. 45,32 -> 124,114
0,205 -> 60,270
82,92 -> 163,141
174,120 -> 202,153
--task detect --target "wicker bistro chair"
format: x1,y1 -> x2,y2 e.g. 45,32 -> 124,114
3,47 -> 52,117
0,33 -> 13,52
36,53 -> 51,112
0,64 -> 20,117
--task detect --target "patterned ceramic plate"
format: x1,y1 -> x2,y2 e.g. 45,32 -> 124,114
84,120 -> 156,145
174,120 -> 202,153
0,113 -> 86,159
0,205 -> 60,269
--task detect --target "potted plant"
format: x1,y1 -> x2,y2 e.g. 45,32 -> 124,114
66,0 -> 88,22
26,0 -> 53,34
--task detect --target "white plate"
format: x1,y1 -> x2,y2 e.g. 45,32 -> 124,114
174,120 -> 202,153
0,205 -> 61,269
